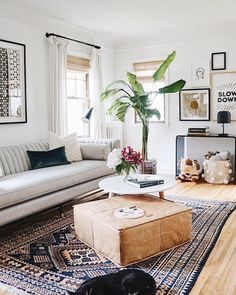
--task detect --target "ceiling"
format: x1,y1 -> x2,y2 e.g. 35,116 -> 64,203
0,0 -> 236,49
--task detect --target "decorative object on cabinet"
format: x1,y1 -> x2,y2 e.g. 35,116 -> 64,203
202,150 -> 233,184
178,158 -> 202,182
217,111 -> 231,136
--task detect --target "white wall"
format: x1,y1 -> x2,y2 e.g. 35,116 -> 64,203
0,17 -> 115,146
115,36 -> 236,173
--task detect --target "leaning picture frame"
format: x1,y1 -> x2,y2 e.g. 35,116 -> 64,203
0,39 -> 27,124
211,71 -> 236,120
179,88 -> 210,121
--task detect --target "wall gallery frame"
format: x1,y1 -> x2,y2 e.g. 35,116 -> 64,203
191,62 -> 210,87
179,88 -> 210,121
0,39 -> 27,124
211,71 -> 236,120
211,52 -> 226,71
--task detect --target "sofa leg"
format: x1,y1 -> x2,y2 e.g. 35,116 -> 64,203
59,205 -> 64,218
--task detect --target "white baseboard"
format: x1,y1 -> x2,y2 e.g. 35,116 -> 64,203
157,166 -> 175,175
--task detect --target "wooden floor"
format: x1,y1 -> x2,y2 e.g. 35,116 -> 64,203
167,181 -> 236,295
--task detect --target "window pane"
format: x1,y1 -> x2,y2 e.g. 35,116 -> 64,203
75,79 -> 86,97
67,78 -> 76,97
150,94 -> 165,122
75,72 -> 86,80
134,60 -> 166,123
66,55 -> 90,136
67,71 -> 76,79
67,98 -> 90,136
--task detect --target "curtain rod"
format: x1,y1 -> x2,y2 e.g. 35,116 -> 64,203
45,32 -> 101,49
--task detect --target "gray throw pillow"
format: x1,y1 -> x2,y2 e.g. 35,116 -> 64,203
80,144 -> 111,160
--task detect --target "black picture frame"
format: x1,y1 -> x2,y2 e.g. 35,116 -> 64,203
179,88 -> 211,121
0,39 -> 27,124
211,52 -> 226,71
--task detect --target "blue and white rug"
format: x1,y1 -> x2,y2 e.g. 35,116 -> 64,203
0,195 -> 235,295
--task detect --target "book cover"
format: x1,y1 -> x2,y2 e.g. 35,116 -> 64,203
188,127 -> 209,133
127,178 -> 164,188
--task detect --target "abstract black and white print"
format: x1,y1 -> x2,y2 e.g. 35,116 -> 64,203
0,39 -> 26,123
7,48 -> 22,117
0,47 -> 9,117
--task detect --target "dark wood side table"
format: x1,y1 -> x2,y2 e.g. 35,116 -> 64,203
176,134 -> 236,184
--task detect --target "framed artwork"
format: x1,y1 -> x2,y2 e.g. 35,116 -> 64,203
0,39 -> 27,124
191,62 -> 210,87
211,71 -> 236,120
179,88 -> 210,121
211,52 -> 226,71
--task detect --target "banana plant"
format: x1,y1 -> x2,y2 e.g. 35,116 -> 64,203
100,51 -> 186,161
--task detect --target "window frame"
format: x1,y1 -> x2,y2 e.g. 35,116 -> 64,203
66,51 -> 91,137
131,56 -> 169,125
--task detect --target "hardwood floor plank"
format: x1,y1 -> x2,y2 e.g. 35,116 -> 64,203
167,181 -> 236,295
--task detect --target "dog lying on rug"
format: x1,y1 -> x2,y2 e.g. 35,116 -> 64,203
68,269 -> 156,295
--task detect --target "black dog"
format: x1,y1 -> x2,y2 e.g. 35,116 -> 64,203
68,269 -> 156,295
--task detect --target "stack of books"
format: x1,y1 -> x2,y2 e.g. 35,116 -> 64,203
188,127 -> 210,136
127,176 -> 164,188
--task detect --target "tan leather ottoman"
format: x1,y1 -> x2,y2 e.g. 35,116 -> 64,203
74,194 -> 192,266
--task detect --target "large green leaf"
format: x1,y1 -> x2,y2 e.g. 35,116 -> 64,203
100,89 -> 121,101
116,103 -> 130,122
153,51 -> 176,81
146,108 -> 161,120
107,99 -> 121,115
127,72 -> 145,95
100,80 -> 133,101
107,99 -> 130,122
159,79 -> 186,93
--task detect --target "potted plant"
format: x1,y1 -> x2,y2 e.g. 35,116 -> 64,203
101,51 -> 186,172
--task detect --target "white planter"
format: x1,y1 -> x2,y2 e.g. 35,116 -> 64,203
203,159 -> 233,184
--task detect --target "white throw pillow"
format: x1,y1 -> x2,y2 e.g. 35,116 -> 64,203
48,132 -> 82,162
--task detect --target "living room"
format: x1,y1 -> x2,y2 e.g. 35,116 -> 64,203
0,1 -> 235,294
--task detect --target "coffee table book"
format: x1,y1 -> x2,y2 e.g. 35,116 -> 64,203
127,178 -> 164,188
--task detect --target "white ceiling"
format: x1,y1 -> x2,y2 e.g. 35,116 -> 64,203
0,0 -> 236,49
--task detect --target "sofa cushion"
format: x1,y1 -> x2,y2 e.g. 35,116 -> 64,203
80,144 -> 111,160
48,132 -> 82,162
0,160 -> 112,209
27,146 -> 71,170
0,143 -> 48,176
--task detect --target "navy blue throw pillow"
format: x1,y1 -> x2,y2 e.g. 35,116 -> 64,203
27,146 -> 71,170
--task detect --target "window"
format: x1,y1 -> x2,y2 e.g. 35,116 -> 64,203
66,55 -> 90,136
133,60 -> 166,123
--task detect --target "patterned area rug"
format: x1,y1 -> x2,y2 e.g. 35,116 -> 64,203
0,195 -> 235,295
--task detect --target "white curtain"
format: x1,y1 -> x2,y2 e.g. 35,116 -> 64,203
89,48 -> 106,138
48,36 -> 68,137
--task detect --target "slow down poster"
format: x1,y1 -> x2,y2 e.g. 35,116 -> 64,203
211,71 -> 236,120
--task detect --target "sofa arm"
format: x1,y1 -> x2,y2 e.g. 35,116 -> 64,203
78,138 -> 120,150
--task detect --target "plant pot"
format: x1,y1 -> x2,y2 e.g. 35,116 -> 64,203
138,159 -> 157,174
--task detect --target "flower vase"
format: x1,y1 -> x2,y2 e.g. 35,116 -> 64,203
122,171 -> 132,182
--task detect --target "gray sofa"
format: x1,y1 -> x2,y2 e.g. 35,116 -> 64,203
0,138 -> 119,226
